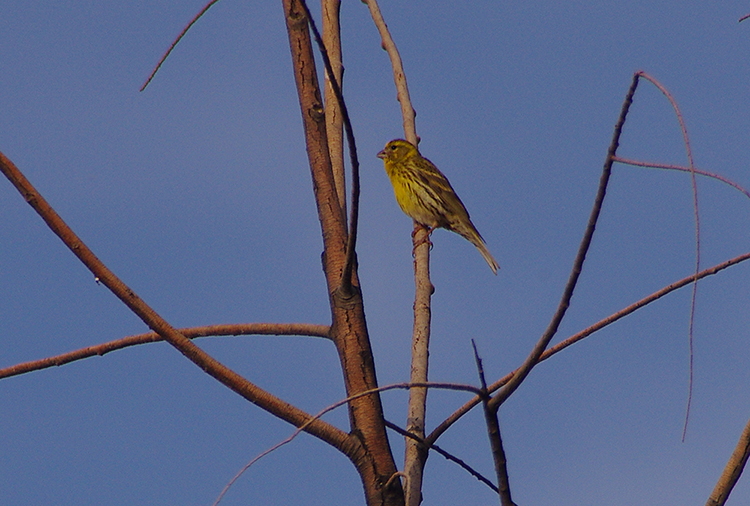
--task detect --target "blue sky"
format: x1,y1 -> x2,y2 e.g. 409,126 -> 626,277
2,1 -> 750,505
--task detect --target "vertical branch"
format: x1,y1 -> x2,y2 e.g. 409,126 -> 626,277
322,0 -> 346,218
283,2 -> 403,505
362,0 -> 417,145
473,341 -> 516,506
363,2 -> 430,505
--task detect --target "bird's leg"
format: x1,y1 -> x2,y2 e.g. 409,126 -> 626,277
412,224 -> 435,257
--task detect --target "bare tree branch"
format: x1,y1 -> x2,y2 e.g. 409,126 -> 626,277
282,3 -> 402,504
296,0 -> 362,296
140,0 -> 223,91
484,72 -> 640,411
706,414 -> 750,506
0,149 -> 355,456
362,3 -> 430,504
634,71 -> 701,441
612,157 -> 750,200
473,341 -> 516,506
0,323 -> 331,380
427,251 -> 750,446
321,0 -> 346,218
362,0 -> 417,145
384,420 -> 499,494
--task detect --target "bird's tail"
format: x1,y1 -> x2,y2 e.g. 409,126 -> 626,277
456,223 -> 499,275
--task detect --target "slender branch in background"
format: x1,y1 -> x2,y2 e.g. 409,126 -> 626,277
612,157 -> 750,200
362,3 -> 429,504
740,13 -> 750,23
140,0 -> 223,91
384,420 -> 499,494
297,0 -> 361,296
0,150 -> 352,454
635,71 -> 700,441
473,341 -> 516,506
0,323 -> 331,380
362,0 -> 417,145
706,414 -> 750,506
426,250 -> 750,446
485,72 -> 640,411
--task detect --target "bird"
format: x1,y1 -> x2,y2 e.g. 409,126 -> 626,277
377,139 -> 499,274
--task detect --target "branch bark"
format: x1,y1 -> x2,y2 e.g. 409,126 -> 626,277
282,1 -> 402,504
0,150 -> 354,455
0,322 -> 330,380
706,413 -> 750,506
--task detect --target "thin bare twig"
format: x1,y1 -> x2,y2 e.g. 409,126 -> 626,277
0,150 -> 351,454
140,0 -> 223,91
384,420 -> 499,494
362,0 -> 417,144
427,251 -> 750,446
0,323 -> 331,380
635,71 -> 700,441
612,157 -> 750,200
213,380 -> 485,504
473,341 -> 516,506
486,72 -> 641,411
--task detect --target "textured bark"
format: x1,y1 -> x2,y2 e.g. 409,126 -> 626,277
282,1 -> 403,504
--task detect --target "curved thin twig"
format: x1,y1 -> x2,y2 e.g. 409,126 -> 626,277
212,380 -> 484,505
635,70 -> 700,441
140,0 -> 223,91
427,251 -> 750,446
612,157 -> 750,200
0,323 -> 331,380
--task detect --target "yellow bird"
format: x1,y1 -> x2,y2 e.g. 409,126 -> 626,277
377,139 -> 499,274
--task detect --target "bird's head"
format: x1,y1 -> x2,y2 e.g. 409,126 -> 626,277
377,139 -> 418,163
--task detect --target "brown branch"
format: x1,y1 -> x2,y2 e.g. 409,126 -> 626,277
322,0 -> 346,218
384,420 -> 499,494
362,0 -> 417,145
473,341 -> 516,506
485,72 -> 640,411
612,157 -> 750,200
427,251 -> 750,446
282,3 -> 402,504
0,150 -> 355,456
0,323 -> 331,380
296,0 -> 361,297
706,414 -> 750,506
362,3 -> 428,504
140,0 -> 223,91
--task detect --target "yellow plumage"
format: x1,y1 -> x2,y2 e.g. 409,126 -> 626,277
377,139 -> 499,274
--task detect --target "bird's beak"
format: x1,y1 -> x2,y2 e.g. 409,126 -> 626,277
377,149 -> 386,159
